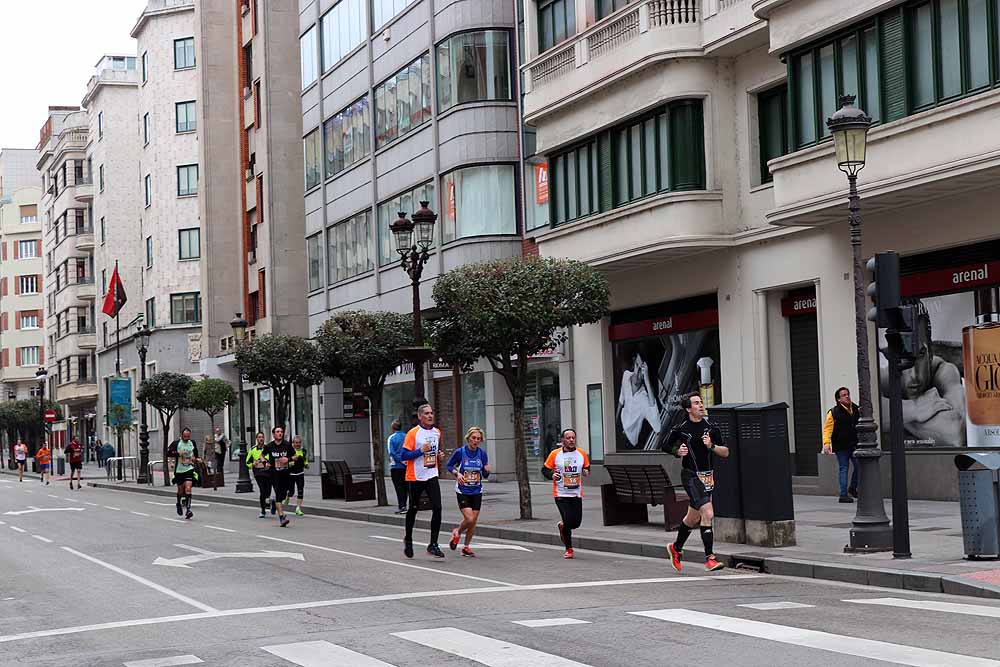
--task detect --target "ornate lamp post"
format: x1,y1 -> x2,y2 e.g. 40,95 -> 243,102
134,323 -> 151,484
231,313 -> 253,493
35,368 -> 47,457
390,201 -> 437,406
827,95 -> 892,553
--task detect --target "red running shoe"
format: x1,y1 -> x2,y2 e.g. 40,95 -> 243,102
461,546 -> 475,557
668,543 -> 683,573
705,555 -> 725,572
563,548 -> 574,559
449,528 -> 460,551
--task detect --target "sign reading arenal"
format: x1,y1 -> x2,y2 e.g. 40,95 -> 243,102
109,377 -> 132,426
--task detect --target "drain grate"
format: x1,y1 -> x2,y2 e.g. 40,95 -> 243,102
730,554 -> 767,573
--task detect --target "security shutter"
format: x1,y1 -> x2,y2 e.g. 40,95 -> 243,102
879,10 -> 907,122
789,312 -> 822,476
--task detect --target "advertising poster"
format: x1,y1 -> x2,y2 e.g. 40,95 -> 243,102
109,377 -> 132,427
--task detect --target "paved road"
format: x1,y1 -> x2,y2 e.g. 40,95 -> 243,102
1,475 -> 999,667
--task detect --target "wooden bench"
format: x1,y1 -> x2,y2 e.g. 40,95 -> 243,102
600,464 -> 688,531
320,459 -> 375,501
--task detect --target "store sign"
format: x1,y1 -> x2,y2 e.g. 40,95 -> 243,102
535,163 -> 549,205
901,260 -> 999,297
608,309 -> 719,341
781,292 -> 817,317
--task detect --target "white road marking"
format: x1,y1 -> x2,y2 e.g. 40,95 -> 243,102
263,640 -> 395,666
161,518 -> 187,524
4,506 -> 85,515
204,525 -> 235,533
85,502 -> 99,506
370,534 -> 532,551
512,618 -> 591,628
60,547 -> 218,613
104,506 -> 122,511
394,627 -> 593,666
153,544 -> 304,569
23,490 -> 32,494
123,656 -> 204,667
0,520 -> 5,525
629,609 -> 1000,667
846,597 -> 1000,619
31,535 -> 53,544
10,526 -> 26,533
47,494 -> 59,498
738,601 -> 815,611
145,501 -> 209,508
131,511 -> 151,517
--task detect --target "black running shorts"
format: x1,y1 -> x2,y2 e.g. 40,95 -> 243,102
681,469 -> 713,510
456,493 -> 483,511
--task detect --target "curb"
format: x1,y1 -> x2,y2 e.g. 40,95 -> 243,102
86,481 -> 1000,601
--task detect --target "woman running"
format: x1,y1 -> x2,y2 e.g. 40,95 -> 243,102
246,431 -> 271,518
447,427 -> 491,557
288,435 -> 310,516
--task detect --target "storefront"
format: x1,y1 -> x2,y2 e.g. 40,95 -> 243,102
781,287 -> 822,476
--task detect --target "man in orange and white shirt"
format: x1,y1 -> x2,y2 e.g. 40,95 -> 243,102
542,429 -> 590,559
400,403 -> 446,559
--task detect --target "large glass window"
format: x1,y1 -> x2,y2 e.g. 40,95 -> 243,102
373,0 -> 418,30
758,84 -> 788,184
300,26 -> 318,89
597,0 -> 633,19
375,54 -> 431,147
437,31 -> 512,112
525,159 -> 550,231
442,165 -> 517,243
170,292 -> 201,324
177,164 -> 198,196
550,140 -> 597,224
178,228 -> 200,260
538,0 -> 576,52
328,211 -> 373,283
321,0 -> 365,71
294,384 -> 314,446
324,96 -> 371,178
175,101 -> 196,133
306,233 -> 322,291
303,129 -> 322,190
460,372 -> 487,437
174,37 -> 195,69
377,180 -> 435,266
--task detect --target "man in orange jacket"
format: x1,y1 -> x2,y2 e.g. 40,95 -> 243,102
36,442 -> 52,486
400,403 -> 446,559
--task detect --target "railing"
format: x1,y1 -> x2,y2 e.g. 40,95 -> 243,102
106,456 -> 138,482
590,6 -> 641,60
719,0 -> 745,9
650,0 -> 699,25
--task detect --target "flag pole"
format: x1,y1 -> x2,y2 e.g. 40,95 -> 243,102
114,260 -> 123,480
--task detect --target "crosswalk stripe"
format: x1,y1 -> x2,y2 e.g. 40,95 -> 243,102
738,602 -> 814,611
262,640 -> 395,666
393,627 -> 593,666
123,655 -> 203,667
629,609 -> 1000,667
846,597 -> 1000,619
512,618 -> 591,628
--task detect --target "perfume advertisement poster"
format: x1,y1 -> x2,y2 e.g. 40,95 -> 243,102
612,327 -> 721,452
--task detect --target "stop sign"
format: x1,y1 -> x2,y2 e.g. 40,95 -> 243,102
44,409 -> 57,423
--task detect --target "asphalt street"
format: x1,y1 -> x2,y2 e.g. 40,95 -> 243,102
2,475 -> 999,667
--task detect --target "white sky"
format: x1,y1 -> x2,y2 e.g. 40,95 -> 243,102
0,0 -> 148,149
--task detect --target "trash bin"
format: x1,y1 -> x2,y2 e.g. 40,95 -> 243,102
57,457 -> 66,476
954,453 -> 1000,559
705,403 -> 748,543
736,402 -> 796,547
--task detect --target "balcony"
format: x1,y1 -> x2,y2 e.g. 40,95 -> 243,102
522,0 -> 702,121
702,0 -> 765,53
73,175 -> 94,202
56,377 -> 98,405
75,225 -> 95,250
66,276 -> 96,302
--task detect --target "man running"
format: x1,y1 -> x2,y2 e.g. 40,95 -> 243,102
36,442 -> 52,485
662,392 -> 729,572
288,435 -> 310,516
66,437 -> 84,490
264,426 -> 295,528
542,429 -> 590,559
14,439 -> 27,482
172,428 -> 200,520
246,432 -> 271,518
400,403 -> 445,559
447,426 -> 491,557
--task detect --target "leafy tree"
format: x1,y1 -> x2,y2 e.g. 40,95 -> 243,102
235,334 -> 324,432
187,378 -> 236,432
137,372 -> 193,485
431,257 -> 610,520
315,311 -> 412,506
6,399 -> 62,455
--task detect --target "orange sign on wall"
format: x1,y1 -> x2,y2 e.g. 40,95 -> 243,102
535,163 -> 549,205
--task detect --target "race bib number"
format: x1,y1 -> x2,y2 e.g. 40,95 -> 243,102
464,470 -> 482,486
563,465 -> 581,489
179,452 -> 192,465
423,448 -> 438,468
697,470 -> 715,492
275,457 -> 288,470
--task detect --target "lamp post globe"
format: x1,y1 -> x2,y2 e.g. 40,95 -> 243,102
230,313 -> 253,493
135,323 -> 152,484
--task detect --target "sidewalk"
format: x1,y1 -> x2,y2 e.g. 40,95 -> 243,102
85,473 -> 1000,600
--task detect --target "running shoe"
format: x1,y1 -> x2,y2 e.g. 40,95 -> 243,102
449,528 -> 460,551
427,544 -> 445,558
279,516 -> 290,528
295,507 -> 304,516
176,502 -> 183,516
270,499 -> 277,515
461,547 -> 475,558
185,510 -> 194,520
258,511 -> 266,518
668,543 -> 683,573
404,541 -> 414,559
557,522 -> 565,546
563,548 -> 574,559
394,507 -> 407,514
705,555 -> 725,572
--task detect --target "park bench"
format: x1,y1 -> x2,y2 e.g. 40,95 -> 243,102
321,459 -> 375,501
600,464 -> 688,531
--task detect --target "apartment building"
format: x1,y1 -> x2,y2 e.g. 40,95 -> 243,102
517,0 -> 1000,500
0,148 -> 39,197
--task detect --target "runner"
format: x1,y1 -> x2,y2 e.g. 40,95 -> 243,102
447,427 -> 491,557
246,431 -> 271,518
66,437 -> 84,490
542,429 -> 590,559
264,426 -> 295,528
288,435 -> 310,516
661,392 -> 729,572
172,427 -> 201,520
35,441 -> 51,486
14,439 -> 27,482
400,403 -> 446,559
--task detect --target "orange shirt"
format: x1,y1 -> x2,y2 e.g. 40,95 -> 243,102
403,425 -> 442,482
36,447 -> 51,465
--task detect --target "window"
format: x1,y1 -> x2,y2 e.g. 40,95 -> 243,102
303,129 -> 322,190
177,164 -> 198,196
321,0 -> 365,71
327,211 -> 372,283
300,26 -> 317,89
145,297 -> 156,328
587,384 -> 605,462
170,292 -> 202,324
144,174 -> 151,207
175,101 -> 196,133
437,31 -> 512,113
179,228 -> 200,259
18,204 -> 37,224
100,217 -> 106,244
174,37 -> 195,69
306,234 -> 322,291
17,240 -> 37,258
324,96 -> 371,177
141,51 -> 148,83
98,111 -> 104,139
20,313 -> 39,329
597,0 -> 633,18
20,347 -> 39,367
101,269 -> 107,295
99,164 -> 105,192
146,236 -> 153,268
538,0 -> 576,52
375,55 -> 431,147
757,84 -> 788,184
143,112 -> 150,145
18,275 -> 39,294
377,180 -> 435,265
442,165 -> 517,243
373,0 -> 418,30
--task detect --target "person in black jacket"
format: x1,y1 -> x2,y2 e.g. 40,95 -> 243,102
822,386 -> 860,503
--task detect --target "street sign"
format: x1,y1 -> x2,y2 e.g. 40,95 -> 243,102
44,409 -> 56,423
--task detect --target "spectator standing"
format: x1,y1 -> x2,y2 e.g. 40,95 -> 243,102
823,386 -> 861,503
387,420 -> 408,514
213,426 -> 228,477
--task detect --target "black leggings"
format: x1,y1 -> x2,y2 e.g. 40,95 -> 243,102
555,497 -> 583,549
405,479 -> 442,546
255,474 -> 272,512
289,475 -> 305,500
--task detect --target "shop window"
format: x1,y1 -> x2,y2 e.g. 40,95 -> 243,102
587,384 -> 605,462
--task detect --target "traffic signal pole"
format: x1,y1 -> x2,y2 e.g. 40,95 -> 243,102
885,338 -> 912,559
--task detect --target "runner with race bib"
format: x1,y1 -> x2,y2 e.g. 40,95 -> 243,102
542,429 -> 590,560
447,427 -> 491,557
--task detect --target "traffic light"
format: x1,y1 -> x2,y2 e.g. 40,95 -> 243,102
866,251 -> 901,328
885,304 -> 917,371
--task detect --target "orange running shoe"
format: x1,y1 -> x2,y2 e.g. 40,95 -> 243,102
705,555 -> 725,572
668,543 -> 683,573
563,548 -> 574,559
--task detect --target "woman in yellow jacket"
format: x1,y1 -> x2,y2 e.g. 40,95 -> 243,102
245,432 -> 271,518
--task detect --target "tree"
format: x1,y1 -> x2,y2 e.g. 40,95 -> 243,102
137,372 -> 193,486
431,257 -> 610,520
235,334 -> 324,431
315,310 -> 413,506
7,399 -> 61,455
187,378 -> 236,432
107,404 -> 135,439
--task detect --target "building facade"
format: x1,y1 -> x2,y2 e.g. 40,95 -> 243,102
0,148 -> 40,198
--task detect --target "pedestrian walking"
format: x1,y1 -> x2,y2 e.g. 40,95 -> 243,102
66,437 -> 84,490
662,392 -> 729,573
95,438 -> 104,467
203,435 -> 218,490
246,432 -> 270,518
289,435 -> 310,516
542,429 -> 590,559
447,427 -> 491,557
14,439 -> 27,482
401,403 -> 446,559
36,442 -> 52,485
213,426 -> 228,478
823,386 -> 861,503
264,426 -> 295,528
387,420 -> 408,514
172,428 -> 200,520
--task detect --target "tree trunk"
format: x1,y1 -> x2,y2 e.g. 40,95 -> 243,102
507,359 -> 533,521
161,414 -> 172,487
273,384 -> 290,430
369,391 -> 389,506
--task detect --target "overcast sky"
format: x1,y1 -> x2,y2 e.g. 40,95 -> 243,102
0,0 -> 148,149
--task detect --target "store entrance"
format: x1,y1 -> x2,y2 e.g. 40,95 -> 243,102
785,290 -> 822,476
524,364 -> 561,481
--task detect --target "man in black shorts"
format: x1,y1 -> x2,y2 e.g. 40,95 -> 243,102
661,392 -> 729,572
264,426 -> 295,528
66,437 -> 84,490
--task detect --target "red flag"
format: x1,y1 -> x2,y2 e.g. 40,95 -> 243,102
101,266 -> 128,317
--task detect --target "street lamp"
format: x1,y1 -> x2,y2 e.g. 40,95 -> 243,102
390,201 -> 437,406
231,313 -> 253,493
135,323 -> 151,484
35,368 -> 47,459
827,95 -> 892,553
